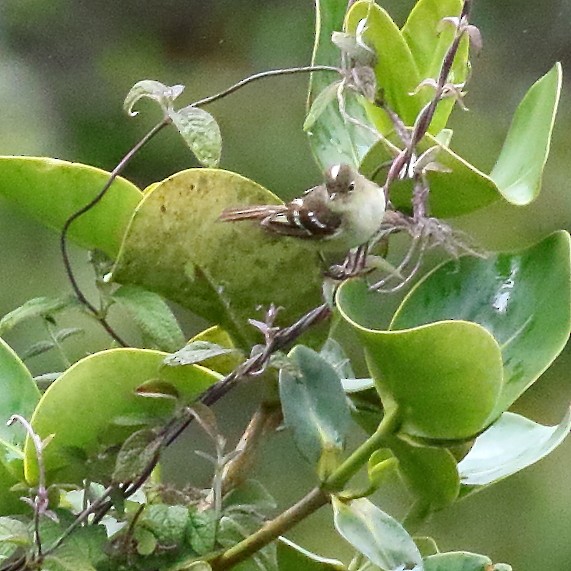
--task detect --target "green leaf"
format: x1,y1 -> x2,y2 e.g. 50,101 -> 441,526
223,479 -> 277,513
304,81 -> 342,132
361,133 -> 499,218
424,551 -> 493,571
458,410 -> 571,486
24,348 -> 219,485
0,157 -> 142,258
112,284 -> 185,352
391,231 -> 571,418
490,63 -> 562,205
170,105 -> 222,168
414,536 -> 439,558
124,79 -> 184,117
337,279 -> 503,440
184,326 -> 244,375
319,338 -> 355,379
0,516 -> 31,561
331,496 -> 422,570
134,526 -> 158,556
112,169 -> 323,350
0,296 -> 77,335
389,438 -> 460,510
279,346 -> 351,478
165,341 -> 238,368
307,0 -> 377,169
141,504 -> 189,545
112,428 -> 162,483
43,525 -> 107,571
277,537 -> 346,571
186,509 -> 217,556
401,0 -> 469,134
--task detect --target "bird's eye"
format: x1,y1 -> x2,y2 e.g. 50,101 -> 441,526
348,182 -> 355,191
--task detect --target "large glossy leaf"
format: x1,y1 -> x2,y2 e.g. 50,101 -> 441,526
307,0 -> 378,169
24,348 -> 219,484
391,231 -> 571,419
389,438 -> 460,510
112,169 -> 323,350
490,63 -> 562,205
332,496 -> 422,570
0,157 -> 142,258
279,346 -> 351,478
458,410 -> 571,486
337,279 -> 503,440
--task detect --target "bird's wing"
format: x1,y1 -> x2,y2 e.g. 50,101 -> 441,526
219,204 -> 286,221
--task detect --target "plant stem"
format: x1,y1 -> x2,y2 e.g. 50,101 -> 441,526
211,487 -> 329,570
324,407 -> 400,491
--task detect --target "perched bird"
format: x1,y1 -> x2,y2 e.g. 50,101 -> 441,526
219,164 -> 386,251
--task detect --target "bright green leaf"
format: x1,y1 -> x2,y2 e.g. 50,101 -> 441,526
458,409 -> 571,486
184,326 -> 244,375
277,537 -> 346,571
112,169 -> 323,350
24,348 -> 219,484
169,105 -> 222,168
415,536 -> 439,558
304,81 -> 342,132
331,496 -> 422,570
391,231 -> 571,418
0,157 -> 142,258
337,280 -> 503,440
279,346 -> 351,478
186,509 -> 217,556
490,63 -> 562,205
112,284 -> 185,352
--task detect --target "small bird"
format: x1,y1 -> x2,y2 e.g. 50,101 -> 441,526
219,164 -> 386,251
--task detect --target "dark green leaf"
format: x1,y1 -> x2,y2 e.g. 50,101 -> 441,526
169,105 -> 222,168
141,504 -> 189,545
112,428 -> 162,483
391,231 -> 571,418
331,496 -> 422,570
0,296 -> 77,335
490,63 -> 562,205
279,346 -> 351,478
124,79 -> 184,116
134,526 -> 158,556
277,537 -> 346,571
186,509 -> 217,555
458,410 -> 571,486
112,284 -> 185,352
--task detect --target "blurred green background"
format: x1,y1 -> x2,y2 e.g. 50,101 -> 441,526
0,0 -> 570,569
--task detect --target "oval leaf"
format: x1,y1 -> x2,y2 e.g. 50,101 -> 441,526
24,348 -> 219,484
458,409 -> 571,486
337,280 -> 503,440
332,496 -> 422,570
124,80 -> 184,117
490,63 -> 562,205
279,345 -> 351,478
112,169 -> 323,350
391,231 -> 571,419
0,157 -> 142,258
424,551 -> 493,571
169,105 -> 222,168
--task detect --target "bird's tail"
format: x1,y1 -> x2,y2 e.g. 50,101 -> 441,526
219,205 -> 285,222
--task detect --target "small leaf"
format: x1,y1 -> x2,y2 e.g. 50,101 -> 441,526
164,341 -> 238,367
124,79 -> 184,116
112,285 -> 185,352
424,551 -> 492,571
277,536 -> 346,571
112,428 -> 162,483
185,326 -> 244,375
135,379 -> 181,400
332,496 -> 422,570
141,503 -> 189,545
319,338 -> 355,380
414,536 -> 439,558
0,296 -> 77,335
341,378 -> 375,393
490,63 -> 562,205
21,340 -> 56,362
186,509 -> 217,555
134,526 -> 158,556
458,410 -> 571,486
169,105 -> 222,168
279,346 -> 351,478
